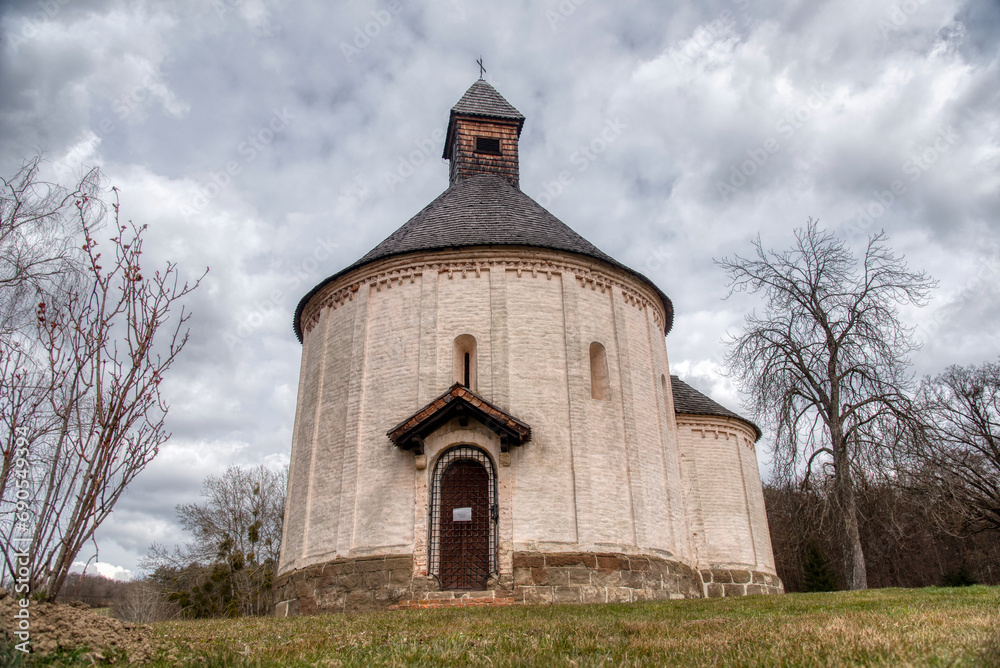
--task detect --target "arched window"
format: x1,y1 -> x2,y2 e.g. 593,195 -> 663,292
661,374 -> 669,418
428,446 -> 498,589
454,334 -> 477,390
590,342 -> 610,401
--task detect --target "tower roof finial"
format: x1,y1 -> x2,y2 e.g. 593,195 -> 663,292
477,57 -> 486,80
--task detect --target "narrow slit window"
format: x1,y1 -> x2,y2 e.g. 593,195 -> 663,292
661,374 -> 669,418
454,335 -> 478,390
475,137 -> 501,155
590,342 -> 610,401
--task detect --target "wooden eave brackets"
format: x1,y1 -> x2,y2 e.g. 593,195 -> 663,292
387,383 -> 531,455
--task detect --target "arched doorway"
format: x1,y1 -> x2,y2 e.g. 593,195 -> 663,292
429,446 -> 497,589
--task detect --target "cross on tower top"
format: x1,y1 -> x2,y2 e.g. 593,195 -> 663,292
477,57 -> 486,80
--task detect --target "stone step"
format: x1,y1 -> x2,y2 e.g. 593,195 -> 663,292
389,596 -> 518,610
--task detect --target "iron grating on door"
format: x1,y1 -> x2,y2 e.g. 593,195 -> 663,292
428,446 -> 498,589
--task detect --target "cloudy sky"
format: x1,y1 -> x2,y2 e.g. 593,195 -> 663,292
2,0 -> 997,580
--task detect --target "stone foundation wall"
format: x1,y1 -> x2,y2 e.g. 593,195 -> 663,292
699,568 -> 784,597
512,552 -> 701,604
274,552 -> 781,616
273,555 -> 426,616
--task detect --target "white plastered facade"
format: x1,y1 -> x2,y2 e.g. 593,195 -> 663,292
278,245 -> 777,583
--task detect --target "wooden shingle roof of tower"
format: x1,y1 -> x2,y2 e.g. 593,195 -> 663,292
444,80 -> 525,160
293,80 -> 675,341
670,376 -> 762,441
450,80 -> 525,120
445,80 -> 524,188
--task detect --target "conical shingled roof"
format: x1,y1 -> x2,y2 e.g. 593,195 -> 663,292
292,174 -> 674,340
355,174 -> 617,267
293,81 -> 675,341
452,79 -> 525,120
670,376 -> 762,440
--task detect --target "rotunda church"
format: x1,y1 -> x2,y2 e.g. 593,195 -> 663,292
274,79 -> 783,616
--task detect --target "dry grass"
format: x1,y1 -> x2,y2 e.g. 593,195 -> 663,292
8,586 -> 999,666
148,586 -> 999,667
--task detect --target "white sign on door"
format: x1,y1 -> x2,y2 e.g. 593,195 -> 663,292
453,507 -> 472,522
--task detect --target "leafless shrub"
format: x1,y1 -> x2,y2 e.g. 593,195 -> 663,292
0,154 -> 206,600
143,465 -> 286,617
112,580 -> 178,624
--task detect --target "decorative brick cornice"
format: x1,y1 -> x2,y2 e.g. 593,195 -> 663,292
300,250 -> 667,336
675,416 -> 757,451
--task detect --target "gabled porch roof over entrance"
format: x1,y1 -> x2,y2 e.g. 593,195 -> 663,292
387,384 -> 531,455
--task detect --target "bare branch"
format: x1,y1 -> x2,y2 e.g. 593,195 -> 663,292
717,218 -> 935,590
0,154 -> 206,600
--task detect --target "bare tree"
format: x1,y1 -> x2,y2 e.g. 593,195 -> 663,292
0,156 -> 205,600
0,155 -> 97,338
56,572 -> 127,607
765,474 -> 1000,591
113,579 -> 179,623
0,157 -> 98,518
144,465 -> 285,617
914,362 -> 1000,534
175,465 -> 286,569
718,219 -> 935,589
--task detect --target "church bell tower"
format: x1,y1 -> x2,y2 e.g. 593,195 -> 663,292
443,79 -> 525,189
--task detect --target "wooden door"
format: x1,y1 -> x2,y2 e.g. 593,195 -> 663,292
438,459 -> 491,589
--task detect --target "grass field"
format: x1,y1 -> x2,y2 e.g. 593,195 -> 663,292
9,586 -> 1000,666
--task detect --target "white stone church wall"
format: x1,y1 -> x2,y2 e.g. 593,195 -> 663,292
280,247 -> 695,578
676,415 -> 777,575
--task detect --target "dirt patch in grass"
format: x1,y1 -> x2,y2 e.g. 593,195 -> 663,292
0,587 -> 163,663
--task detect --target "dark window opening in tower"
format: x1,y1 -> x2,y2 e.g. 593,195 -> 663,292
590,342 -> 611,401
475,137 -> 501,155
454,334 -> 478,390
